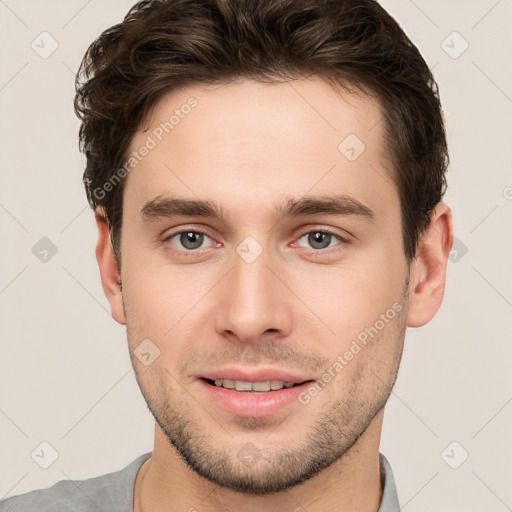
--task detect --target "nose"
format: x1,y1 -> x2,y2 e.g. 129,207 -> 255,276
214,249 -> 293,345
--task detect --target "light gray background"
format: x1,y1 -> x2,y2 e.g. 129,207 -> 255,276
1,0 -> 511,510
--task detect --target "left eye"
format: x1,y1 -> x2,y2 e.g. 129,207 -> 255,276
296,231 -> 343,250
167,231 -> 213,250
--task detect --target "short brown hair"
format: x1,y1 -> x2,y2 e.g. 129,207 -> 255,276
74,0 -> 448,263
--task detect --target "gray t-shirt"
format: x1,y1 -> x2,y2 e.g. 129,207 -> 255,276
1,452 -> 400,511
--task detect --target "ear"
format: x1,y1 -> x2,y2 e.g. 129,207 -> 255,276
95,209 -> 126,325
406,202 -> 453,328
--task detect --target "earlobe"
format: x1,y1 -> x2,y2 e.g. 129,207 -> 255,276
94,209 -> 126,325
406,202 -> 453,328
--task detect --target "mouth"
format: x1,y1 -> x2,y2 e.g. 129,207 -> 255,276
201,377 -> 313,392
196,366 -> 316,417
197,371 -> 317,417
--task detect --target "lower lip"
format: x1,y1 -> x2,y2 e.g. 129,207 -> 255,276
198,379 -> 314,417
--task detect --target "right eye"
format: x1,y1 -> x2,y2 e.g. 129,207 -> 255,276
165,230 -> 215,251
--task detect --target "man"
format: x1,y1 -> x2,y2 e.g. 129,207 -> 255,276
2,0 -> 453,510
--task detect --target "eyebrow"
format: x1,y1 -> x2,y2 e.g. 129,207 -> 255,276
140,194 -> 375,224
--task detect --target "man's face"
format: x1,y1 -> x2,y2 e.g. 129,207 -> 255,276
118,77 -> 410,494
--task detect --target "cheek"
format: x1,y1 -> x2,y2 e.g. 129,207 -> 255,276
121,247 -> 218,352
316,298 -> 407,402
120,248 -> 172,341
289,249 -> 407,349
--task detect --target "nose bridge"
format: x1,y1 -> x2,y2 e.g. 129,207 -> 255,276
214,246 -> 292,343
232,253 -> 271,308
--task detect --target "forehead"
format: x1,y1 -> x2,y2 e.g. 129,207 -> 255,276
123,76 -> 397,222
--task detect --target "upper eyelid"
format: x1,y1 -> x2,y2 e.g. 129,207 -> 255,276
163,226 -> 216,240
164,226 -> 347,240
296,227 -> 345,238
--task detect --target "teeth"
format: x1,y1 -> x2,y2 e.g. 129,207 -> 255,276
235,380 -> 252,391
212,379 -> 298,392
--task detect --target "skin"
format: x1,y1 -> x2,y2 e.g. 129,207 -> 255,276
95,76 -> 453,512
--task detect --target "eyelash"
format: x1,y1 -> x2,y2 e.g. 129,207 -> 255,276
163,228 -> 349,255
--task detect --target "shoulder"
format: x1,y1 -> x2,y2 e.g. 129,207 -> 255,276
1,453 -> 151,512
378,452 -> 401,512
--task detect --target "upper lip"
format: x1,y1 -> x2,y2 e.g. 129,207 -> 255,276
199,367 -> 314,384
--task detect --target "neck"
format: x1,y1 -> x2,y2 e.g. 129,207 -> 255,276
134,410 -> 384,512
